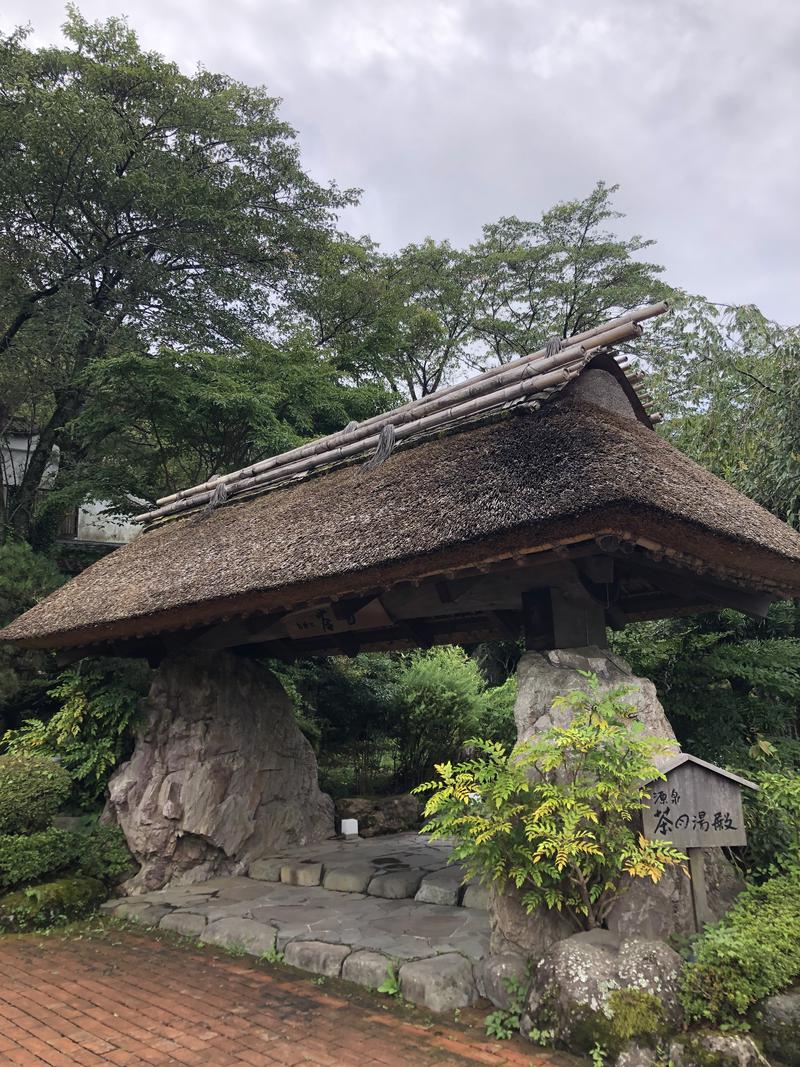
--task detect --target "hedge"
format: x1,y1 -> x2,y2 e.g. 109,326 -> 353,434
0,875 -> 106,931
0,828 -> 81,891
681,871 -> 800,1024
0,754 -> 71,835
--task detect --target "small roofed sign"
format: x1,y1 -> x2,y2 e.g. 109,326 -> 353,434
643,754 -> 758,850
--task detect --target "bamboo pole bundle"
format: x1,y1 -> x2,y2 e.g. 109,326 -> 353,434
153,301 -> 667,511
140,363 -> 581,523
140,302 -> 668,524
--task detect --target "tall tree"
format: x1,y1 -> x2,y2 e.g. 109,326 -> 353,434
469,181 -> 667,365
0,9 -> 352,540
643,296 -> 800,526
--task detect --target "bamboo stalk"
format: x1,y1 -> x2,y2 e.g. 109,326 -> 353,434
154,302 -> 667,510
143,303 -> 668,524
139,364 -> 581,523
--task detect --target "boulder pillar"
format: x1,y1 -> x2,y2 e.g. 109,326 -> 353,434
489,646 -> 741,956
105,653 -> 334,893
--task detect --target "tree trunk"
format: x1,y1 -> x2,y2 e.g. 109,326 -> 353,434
9,385 -> 85,543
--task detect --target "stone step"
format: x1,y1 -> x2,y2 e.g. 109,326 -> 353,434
245,832 -> 489,910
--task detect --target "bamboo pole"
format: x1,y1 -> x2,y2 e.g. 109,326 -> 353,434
139,364 -> 579,524
142,303 -> 668,524
154,302 -> 667,510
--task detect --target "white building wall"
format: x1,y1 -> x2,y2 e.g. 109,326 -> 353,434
75,501 -> 141,545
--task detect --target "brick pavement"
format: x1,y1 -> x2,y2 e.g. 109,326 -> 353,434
0,929 -> 575,1067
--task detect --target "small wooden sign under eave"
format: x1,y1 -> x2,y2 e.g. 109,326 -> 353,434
643,753 -> 758,930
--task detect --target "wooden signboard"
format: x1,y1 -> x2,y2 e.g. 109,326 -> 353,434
644,754 -> 757,929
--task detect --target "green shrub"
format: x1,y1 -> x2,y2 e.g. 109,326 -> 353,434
394,647 -> 485,788
476,675 -> 517,747
3,658 -> 149,807
0,827 -> 81,891
681,871 -> 800,1024
76,824 -> 136,885
0,874 -> 106,931
0,753 -> 72,834
741,768 -> 800,877
416,673 -> 686,930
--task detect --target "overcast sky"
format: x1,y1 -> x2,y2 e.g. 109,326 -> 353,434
5,1 -> 799,324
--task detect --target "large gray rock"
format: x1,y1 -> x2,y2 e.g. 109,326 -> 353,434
607,848 -> 744,941
399,953 -> 478,1012
415,865 -> 465,906
494,647 -> 741,951
200,916 -> 278,956
524,931 -> 683,1056
489,884 -> 573,957
283,940 -> 350,977
341,950 -> 394,989
105,653 -> 334,892
669,1031 -> 770,1066
367,868 -> 423,899
478,953 -> 530,1009
514,647 -> 679,754
761,988 -> 800,1066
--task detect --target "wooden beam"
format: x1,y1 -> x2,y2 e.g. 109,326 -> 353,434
616,557 -> 774,619
521,590 -> 553,650
186,611 -> 285,653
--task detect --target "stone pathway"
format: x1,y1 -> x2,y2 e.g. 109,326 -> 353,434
102,834 -> 492,1011
0,928 -> 579,1066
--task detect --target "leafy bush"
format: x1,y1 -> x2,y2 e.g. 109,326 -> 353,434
416,673 -> 686,930
0,827 -> 81,891
76,824 -> 136,885
3,658 -> 150,807
681,871 -> 800,1025
0,874 -> 106,931
275,654 -> 402,795
475,675 -> 517,748
0,542 -> 64,730
394,647 -> 486,788
741,768 -> 800,877
611,604 -> 800,772
0,753 -> 71,834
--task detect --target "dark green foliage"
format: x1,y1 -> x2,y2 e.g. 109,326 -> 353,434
0,753 -> 71,834
275,654 -> 402,796
3,658 -> 151,807
0,874 -> 106,931
393,647 -> 487,788
0,10 -> 352,541
740,769 -> 800,877
611,603 -> 800,773
681,871 -> 800,1024
0,542 -> 64,733
277,648 -> 517,795
75,824 -> 136,885
0,827 -> 81,891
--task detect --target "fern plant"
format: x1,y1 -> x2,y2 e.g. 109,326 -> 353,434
3,658 -> 149,807
415,673 -> 686,930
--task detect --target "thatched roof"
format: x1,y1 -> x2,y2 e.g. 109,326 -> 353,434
3,353 -> 800,653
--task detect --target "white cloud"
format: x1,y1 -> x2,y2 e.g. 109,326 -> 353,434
4,0 -> 798,322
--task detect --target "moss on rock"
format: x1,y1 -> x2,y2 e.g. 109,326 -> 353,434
0,875 -> 106,931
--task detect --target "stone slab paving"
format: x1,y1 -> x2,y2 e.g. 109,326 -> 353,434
245,831 -> 485,909
101,833 -> 495,1011
102,877 -> 490,1010
0,930 -> 576,1066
